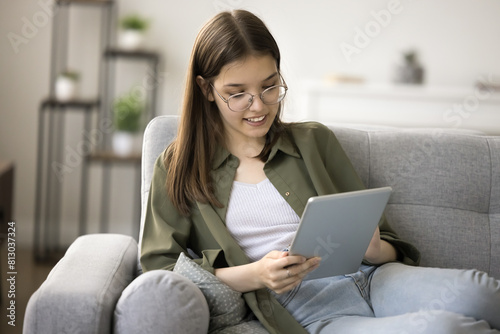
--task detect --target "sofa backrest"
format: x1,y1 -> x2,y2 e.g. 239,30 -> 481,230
332,125 -> 500,278
140,116 -> 500,278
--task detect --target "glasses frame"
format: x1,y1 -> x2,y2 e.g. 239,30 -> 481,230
209,77 -> 288,112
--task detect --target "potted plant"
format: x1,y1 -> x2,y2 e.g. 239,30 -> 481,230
118,14 -> 150,50
112,91 -> 144,156
393,50 -> 425,85
55,69 -> 80,101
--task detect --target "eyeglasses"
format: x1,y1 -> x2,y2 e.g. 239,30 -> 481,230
210,81 -> 288,112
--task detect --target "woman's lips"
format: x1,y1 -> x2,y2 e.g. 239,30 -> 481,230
244,115 -> 266,126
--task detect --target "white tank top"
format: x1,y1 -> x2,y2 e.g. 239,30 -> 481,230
225,178 -> 300,262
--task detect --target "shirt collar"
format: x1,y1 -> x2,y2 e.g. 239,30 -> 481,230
266,132 -> 301,162
212,145 -> 233,170
211,132 -> 301,170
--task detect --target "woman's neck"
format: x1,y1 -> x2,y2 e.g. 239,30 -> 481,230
226,136 -> 266,161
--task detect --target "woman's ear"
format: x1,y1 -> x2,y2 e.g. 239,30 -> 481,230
196,75 -> 215,101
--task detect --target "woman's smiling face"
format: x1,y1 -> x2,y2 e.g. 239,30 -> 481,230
210,54 -> 281,150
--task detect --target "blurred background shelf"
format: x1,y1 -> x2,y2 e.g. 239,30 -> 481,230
88,150 -> 142,163
40,97 -> 101,109
105,47 -> 160,60
303,81 -> 500,134
34,0 -> 160,262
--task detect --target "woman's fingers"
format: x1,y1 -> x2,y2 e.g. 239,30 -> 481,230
273,258 -> 321,294
285,257 -> 321,279
272,257 -> 321,294
259,251 -> 321,294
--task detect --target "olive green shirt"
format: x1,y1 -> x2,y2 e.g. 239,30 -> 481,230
141,121 -> 420,334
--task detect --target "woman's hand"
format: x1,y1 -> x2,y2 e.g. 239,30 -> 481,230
364,226 -> 397,264
215,250 -> 320,294
255,251 -> 320,294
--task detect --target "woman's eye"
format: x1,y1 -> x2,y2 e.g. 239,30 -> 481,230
230,93 -> 246,100
264,82 -> 278,89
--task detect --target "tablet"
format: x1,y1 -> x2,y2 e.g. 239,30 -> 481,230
289,187 -> 392,280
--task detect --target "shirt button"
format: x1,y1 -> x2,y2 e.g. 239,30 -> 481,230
285,191 -> 290,197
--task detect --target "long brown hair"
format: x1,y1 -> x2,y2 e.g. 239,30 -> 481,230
166,10 -> 289,216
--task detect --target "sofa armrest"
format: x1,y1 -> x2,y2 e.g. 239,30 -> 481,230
24,234 -> 139,334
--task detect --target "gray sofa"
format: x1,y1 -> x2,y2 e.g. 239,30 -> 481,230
24,115 -> 500,333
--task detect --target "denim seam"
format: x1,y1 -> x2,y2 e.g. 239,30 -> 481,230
271,281 -> 302,308
347,270 -> 373,309
280,282 -> 302,307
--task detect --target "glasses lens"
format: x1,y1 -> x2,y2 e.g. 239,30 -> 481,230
226,85 -> 288,111
228,93 -> 253,112
261,86 -> 287,105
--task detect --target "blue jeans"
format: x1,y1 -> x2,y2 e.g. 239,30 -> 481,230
271,263 -> 500,333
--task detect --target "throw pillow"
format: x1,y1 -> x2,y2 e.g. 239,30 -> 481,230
173,252 -> 268,334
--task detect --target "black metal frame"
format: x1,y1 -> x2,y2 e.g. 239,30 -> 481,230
91,48 -> 159,236
34,0 -> 114,262
34,0 -> 161,262
34,99 -> 98,261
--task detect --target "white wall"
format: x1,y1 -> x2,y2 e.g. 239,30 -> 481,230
1,0 -> 499,247
126,0 -> 500,120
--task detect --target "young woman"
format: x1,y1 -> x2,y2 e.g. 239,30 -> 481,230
140,10 -> 500,333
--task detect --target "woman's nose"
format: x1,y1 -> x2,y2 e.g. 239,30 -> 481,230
248,94 -> 265,112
